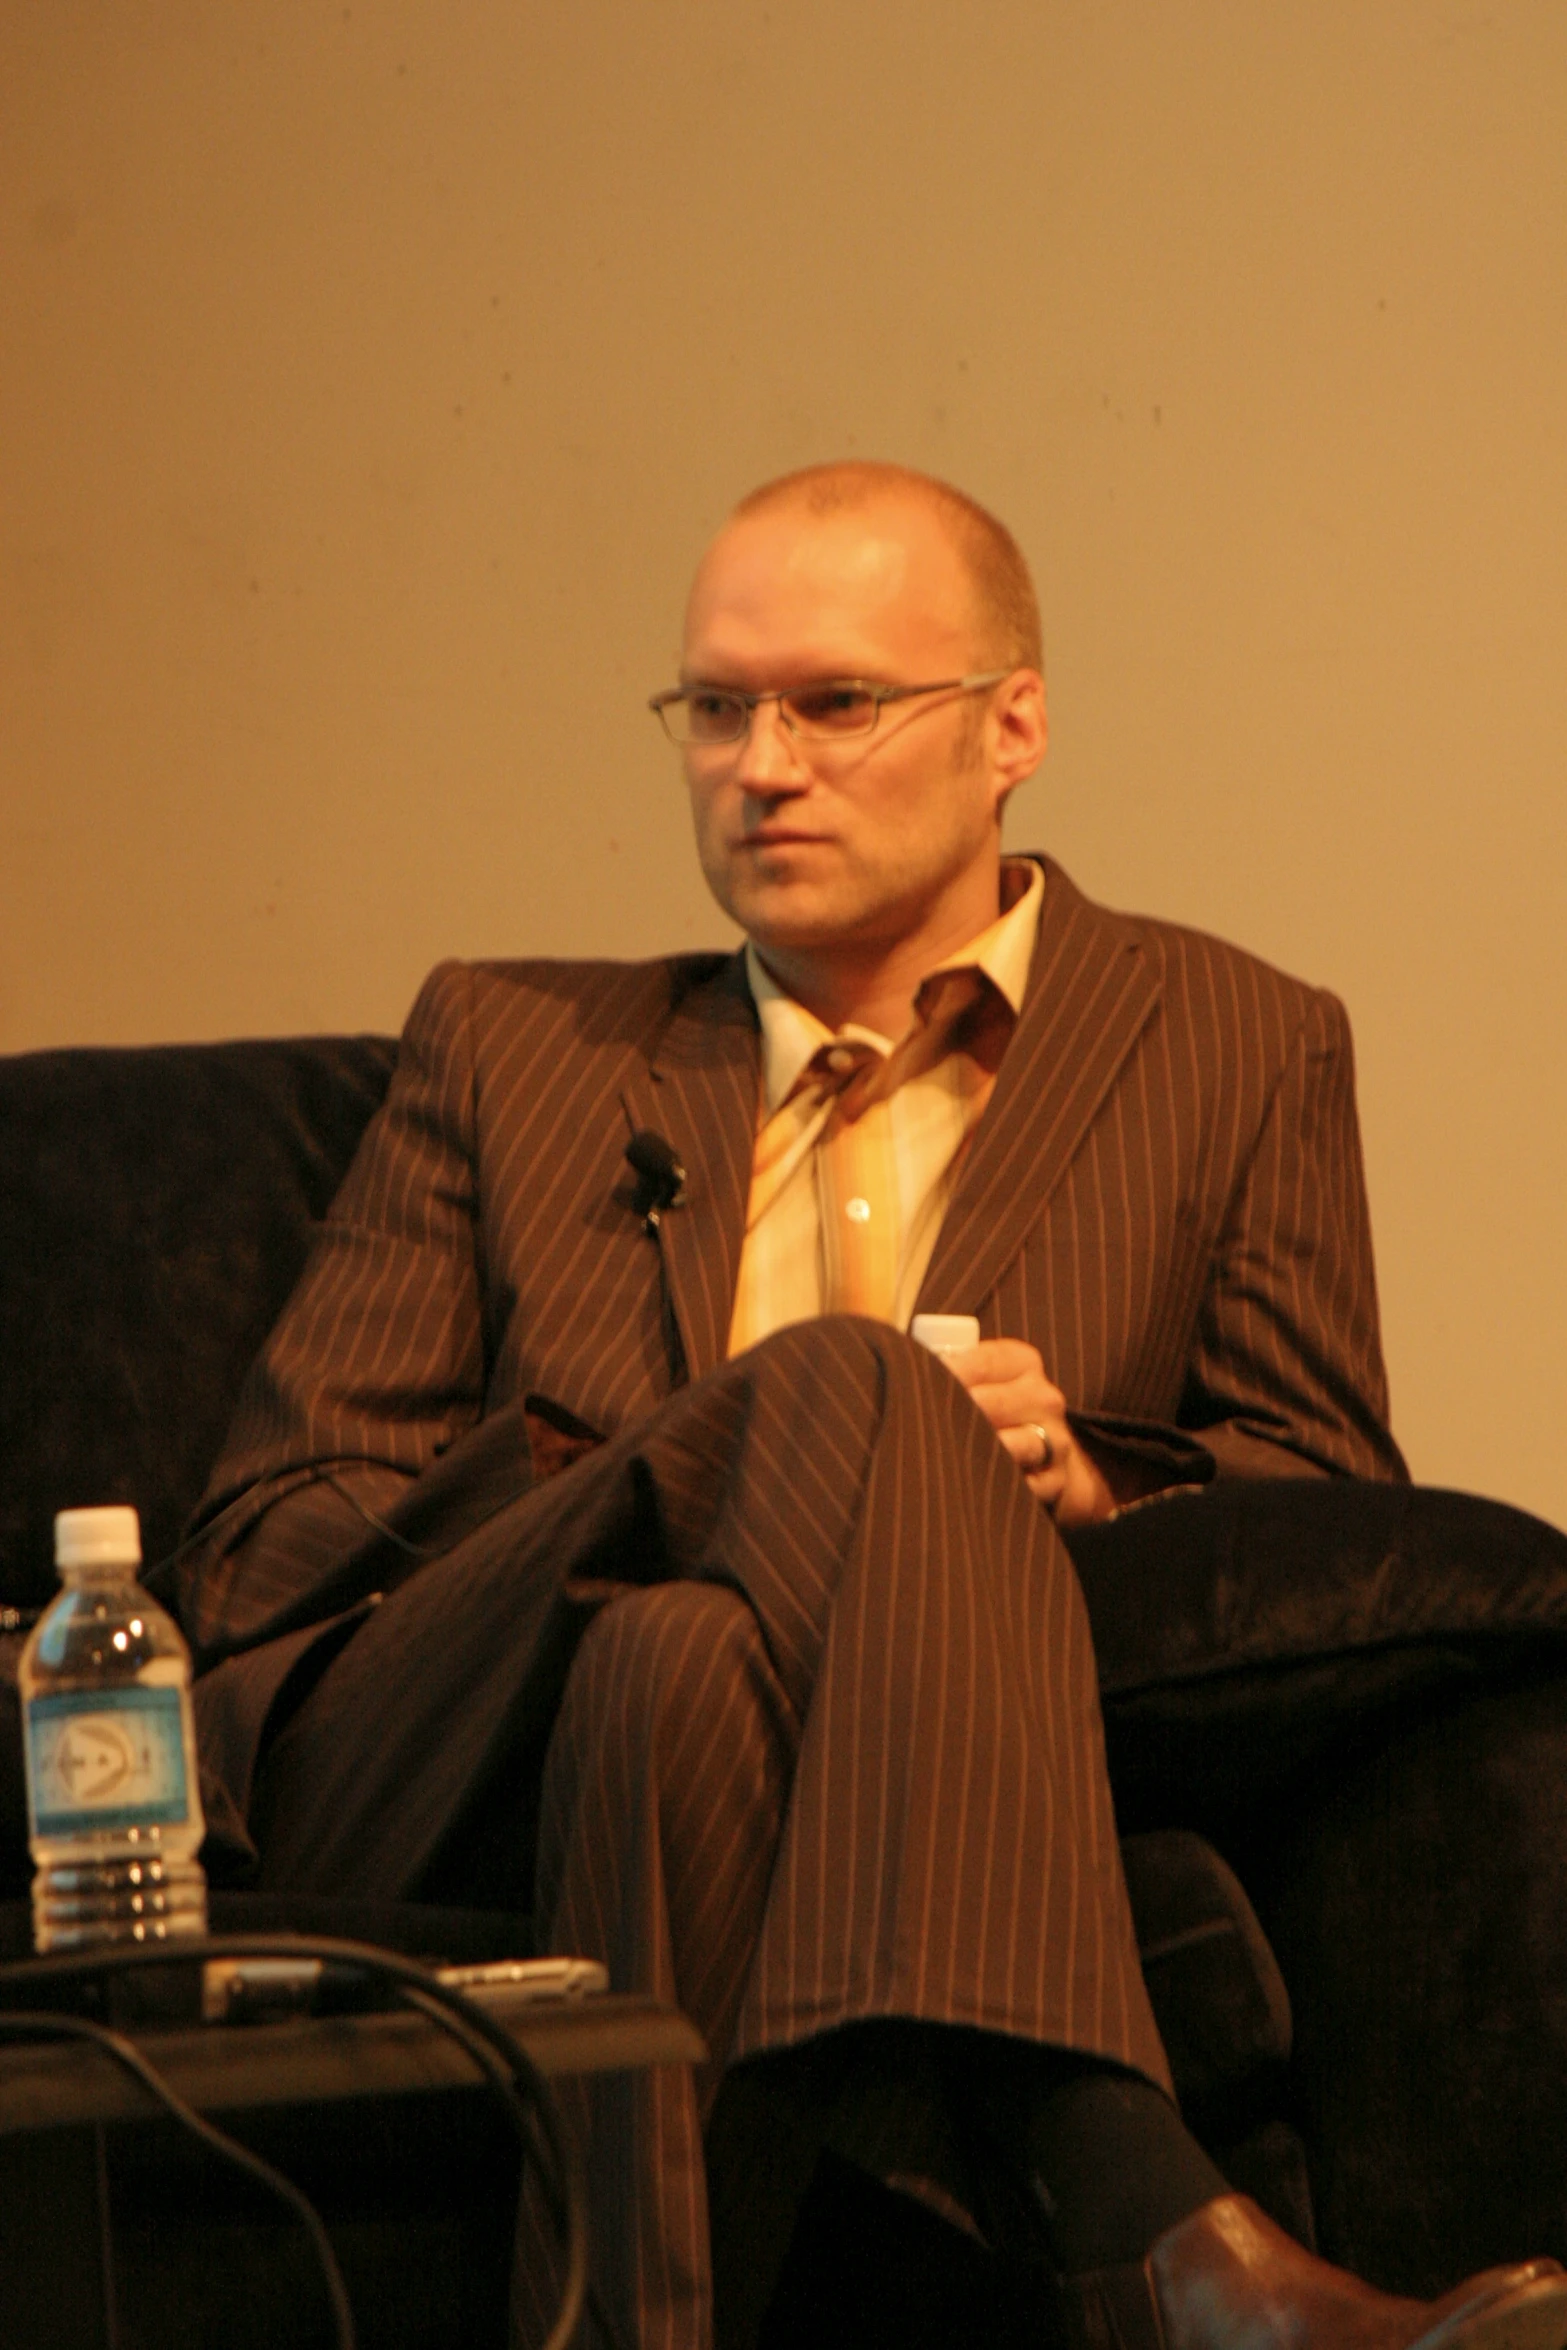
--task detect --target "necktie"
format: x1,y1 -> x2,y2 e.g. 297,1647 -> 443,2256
735,969 -> 1005,1345
814,1042 -> 899,1319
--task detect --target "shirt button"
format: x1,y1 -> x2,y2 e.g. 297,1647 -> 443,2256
845,1197 -> 871,1223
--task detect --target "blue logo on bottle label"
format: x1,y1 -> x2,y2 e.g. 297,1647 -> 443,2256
27,1687 -> 190,1837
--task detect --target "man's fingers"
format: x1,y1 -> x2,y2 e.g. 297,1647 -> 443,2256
947,1342 -> 1066,1437
964,1379 -> 1069,1444
925,1333 -> 1113,1527
996,1419 -> 1060,1474
945,1338 -> 1045,1389
993,1408 -> 1114,1527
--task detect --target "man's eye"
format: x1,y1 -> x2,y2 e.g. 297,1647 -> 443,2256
789,685 -> 874,731
687,691 -> 743,737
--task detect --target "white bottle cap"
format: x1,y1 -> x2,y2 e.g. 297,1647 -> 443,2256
54,1506 -> 143,1569
910,1314 -> 982,1358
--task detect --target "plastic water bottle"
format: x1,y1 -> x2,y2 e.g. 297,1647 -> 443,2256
19,1506 -> 208,1951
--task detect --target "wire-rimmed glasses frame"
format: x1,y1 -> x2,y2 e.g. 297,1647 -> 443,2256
647,670 -> 1012,748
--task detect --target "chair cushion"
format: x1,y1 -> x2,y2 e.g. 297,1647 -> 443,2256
1119,1829 -> 1292,2125
0,1035 -> 396,1608
1069,1478 -> 1567,1838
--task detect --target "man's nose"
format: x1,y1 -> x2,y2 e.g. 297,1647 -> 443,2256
733,696 -> 808,792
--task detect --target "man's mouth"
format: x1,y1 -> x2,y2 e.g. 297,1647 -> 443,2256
738,827 -> 831,850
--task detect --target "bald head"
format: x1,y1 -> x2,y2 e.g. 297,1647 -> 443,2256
728,461 -> 1042,674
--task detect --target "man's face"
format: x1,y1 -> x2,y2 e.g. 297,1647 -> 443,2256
679,497 -> 1036,970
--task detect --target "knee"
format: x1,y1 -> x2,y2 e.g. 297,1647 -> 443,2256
565,1580 -> 773,1752
731,1314 -> 956,1430
739,1313 -> 918,1378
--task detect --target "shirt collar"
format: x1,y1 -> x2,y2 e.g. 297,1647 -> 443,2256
745,857 -> 1045,1114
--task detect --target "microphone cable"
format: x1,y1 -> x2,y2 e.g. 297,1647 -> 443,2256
0,1932 -> 629,2350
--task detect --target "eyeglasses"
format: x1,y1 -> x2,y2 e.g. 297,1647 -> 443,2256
647,671 -> 1011,748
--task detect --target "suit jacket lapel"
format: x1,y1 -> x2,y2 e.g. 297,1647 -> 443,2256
621,953 -> 759,1386
916,858 -> 1163,1316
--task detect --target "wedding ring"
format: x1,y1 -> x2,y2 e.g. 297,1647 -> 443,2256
1026,1424 -> 1054,1473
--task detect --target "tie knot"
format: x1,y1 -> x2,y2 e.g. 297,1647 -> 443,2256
816,1039 -> 876,1081
798,1038 -> 884,1118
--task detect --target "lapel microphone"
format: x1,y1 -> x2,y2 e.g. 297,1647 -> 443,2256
625,1131 -> 688,1234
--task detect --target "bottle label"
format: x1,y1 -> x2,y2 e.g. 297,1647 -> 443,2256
26,1686 -> 191,1837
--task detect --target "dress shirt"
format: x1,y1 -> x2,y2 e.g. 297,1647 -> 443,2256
727,858 -> 1044,1354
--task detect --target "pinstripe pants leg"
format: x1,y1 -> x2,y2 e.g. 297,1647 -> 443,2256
514,1582 -> 793,2350
249,1317 -> 1169,2348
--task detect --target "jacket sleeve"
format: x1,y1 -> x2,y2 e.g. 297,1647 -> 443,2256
1178,985 -> 1407,1483
165,959 -> 499,1660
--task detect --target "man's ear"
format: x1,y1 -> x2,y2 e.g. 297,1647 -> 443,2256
987,668 -> 1048,811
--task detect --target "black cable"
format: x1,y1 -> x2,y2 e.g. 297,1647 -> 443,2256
322,1472 -> 434,1559
0,1934 -> 594,2350
396,1983 -> 612,2350
142,1457 -> 434,1588
0,2008 -> 356,2350
140,1474 -> 295,1582
394,1981 -> 632,2350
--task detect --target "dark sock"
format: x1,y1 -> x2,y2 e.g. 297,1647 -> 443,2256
709,2023 -> 983,2350
969,2044 -> 1228,2276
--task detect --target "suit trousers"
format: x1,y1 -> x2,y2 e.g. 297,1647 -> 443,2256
244,1318 -> 1169,2350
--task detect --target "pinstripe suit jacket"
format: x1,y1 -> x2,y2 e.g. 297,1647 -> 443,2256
178,855 -> 1402,1696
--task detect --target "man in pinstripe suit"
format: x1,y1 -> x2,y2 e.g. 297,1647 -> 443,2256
178,465 -> 1567,2350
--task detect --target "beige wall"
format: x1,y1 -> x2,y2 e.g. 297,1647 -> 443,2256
3,2 -> 1564,1530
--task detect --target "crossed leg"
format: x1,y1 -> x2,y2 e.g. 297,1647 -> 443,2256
244,1319 -> 1165,2347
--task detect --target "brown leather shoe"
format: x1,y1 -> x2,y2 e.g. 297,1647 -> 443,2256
1060,2195 -> 1567,2350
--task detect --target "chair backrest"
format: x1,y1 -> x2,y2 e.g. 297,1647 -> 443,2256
0,1035 -> 397,1609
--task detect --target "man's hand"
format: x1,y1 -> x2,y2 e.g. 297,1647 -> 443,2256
944,1339 -> 1116,1527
